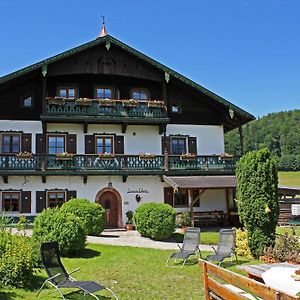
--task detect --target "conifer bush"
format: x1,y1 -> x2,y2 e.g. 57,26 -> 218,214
134,202 -> 176,240
236,148 -> 279,257
33,207 -> 86,256
61,198 -> 105,235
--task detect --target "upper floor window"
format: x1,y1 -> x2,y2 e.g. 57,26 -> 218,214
48,134 -> 65,154
2,191 -> 20,212
2,133 -> 21,154
22,95 -> 33,108
131,88 -> 149,101
96,136 -> 114,154
58,87 -> 76,98
47,191 -> 65,208
96,87 -> 112,99
171,137 -> 187,155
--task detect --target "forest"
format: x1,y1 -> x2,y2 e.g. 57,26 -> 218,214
225,109 -> 300,171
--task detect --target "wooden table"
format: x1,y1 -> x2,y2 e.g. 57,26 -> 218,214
238,262 -> 299,283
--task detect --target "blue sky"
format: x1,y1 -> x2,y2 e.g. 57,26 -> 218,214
0,0 -> 299,117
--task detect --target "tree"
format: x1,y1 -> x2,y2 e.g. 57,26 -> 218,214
236,148 -> 279,258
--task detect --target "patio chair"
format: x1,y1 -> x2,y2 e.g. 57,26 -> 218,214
205,228 -> 237,266
37,241 -> 118,300
166,227 -> 201,268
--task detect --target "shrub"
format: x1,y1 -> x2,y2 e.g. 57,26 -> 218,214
125,211 -> 134,224
176,211 -> 191,227
61,198 -> 105,235
134,202 -> 176,240
236,148 -> 279,257
235,228 -> 253,259
0,230 -> 36,288
33,207 -> 86,256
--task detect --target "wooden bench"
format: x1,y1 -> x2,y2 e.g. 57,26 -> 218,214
200,259 -> 298,300
193,211 -> 227,227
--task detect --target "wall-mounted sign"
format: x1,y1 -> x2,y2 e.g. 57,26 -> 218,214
127,188 -> 148,194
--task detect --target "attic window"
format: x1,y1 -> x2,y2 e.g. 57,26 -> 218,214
171,103 -> 181,113
22,95 -> 33,108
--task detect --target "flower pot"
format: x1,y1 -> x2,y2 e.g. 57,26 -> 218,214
126,223 -> 134,230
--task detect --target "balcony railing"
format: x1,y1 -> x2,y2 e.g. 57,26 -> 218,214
0,154 -> 239,175
45,98 -> 168,120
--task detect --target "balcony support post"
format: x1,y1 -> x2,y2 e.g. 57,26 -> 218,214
41,121 -> 47,171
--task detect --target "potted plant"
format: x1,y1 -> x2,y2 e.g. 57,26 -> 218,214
219,153 -> 233,160
176,211 -> 191,232
125,211 -> 134,230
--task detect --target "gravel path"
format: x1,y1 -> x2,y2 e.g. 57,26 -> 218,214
10,228 -> 215,251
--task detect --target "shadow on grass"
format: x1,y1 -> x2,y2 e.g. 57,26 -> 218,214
67,248 -> 102,259
0,292 -> 18,300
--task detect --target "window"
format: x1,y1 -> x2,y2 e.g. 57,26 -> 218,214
174,190 -> 188,207
96,87 -> 112,99
22,95 -> 33,108
96,136 -> 113,154
2,192 -> 20,212
171,103 -> 182,113
171,137 -> 187,155
131,88 -> 149,101
48,135 -> 65,154
58,87 -> 76,98
47,191 -> 65,208
2,133 -> 21,153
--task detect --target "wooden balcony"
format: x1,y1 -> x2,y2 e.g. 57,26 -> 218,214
0,154 -> 239,178
42,98 -> 169,126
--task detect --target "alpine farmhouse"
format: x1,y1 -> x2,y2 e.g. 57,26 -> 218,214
0,28 -> 254,228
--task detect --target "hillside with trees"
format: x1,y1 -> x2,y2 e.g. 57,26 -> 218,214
225,109 -> 300,170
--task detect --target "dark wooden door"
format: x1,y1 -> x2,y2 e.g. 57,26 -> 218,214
99,191 -> 118,228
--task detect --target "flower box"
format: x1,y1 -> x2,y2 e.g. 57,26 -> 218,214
55,152 -> 74,160
122,99 -> 139,107
139,153 -> 156,159
180,153 -> 196,160
219,153 -> 233,160
75,98 -> 92,106
147,100 -> 165,108
16,151 -> 32,159
98,153 -> 115,159
47,97 -> 65,105
98,99 -> 116,107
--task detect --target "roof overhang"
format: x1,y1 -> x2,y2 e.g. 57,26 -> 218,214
163,175 -> 237,190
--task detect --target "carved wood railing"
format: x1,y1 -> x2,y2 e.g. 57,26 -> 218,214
0,154 -> 239,173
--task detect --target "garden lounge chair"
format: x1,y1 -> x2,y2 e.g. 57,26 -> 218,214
37,241 -> 118,300
166,227 -> 201,268
205,228 -> 237,266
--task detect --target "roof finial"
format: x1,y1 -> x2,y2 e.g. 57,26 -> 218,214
99,15 -> 108,37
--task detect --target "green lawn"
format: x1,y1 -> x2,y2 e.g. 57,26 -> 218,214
0,244 -> 209,300
278,171 -> 300,186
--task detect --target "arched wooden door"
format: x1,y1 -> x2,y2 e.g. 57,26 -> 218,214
98,191 -> 119,228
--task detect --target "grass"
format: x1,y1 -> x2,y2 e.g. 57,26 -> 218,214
276,226 -> 300,236
0,244 -> 210,300
278,171 -> 300,186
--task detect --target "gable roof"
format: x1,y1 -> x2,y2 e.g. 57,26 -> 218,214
0,34 -> 254,121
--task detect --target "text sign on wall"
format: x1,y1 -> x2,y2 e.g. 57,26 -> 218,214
127,188 -> 149,194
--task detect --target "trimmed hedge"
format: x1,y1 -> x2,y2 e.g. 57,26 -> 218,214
32,207 -> 86,256
134,202 -> 176,240
61,198 -> 105,235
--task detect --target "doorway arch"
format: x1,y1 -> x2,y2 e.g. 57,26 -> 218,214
96,188 -> 122,228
